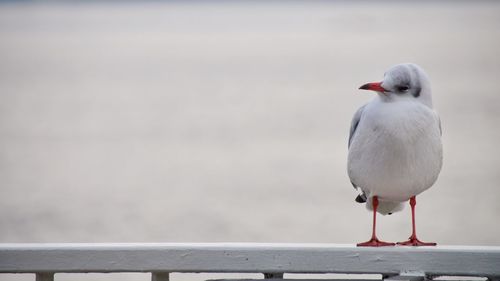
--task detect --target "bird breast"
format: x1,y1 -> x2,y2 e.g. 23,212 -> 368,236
347,100 -> 443,201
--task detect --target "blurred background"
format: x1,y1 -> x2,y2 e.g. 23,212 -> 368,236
1,0 -> 500,280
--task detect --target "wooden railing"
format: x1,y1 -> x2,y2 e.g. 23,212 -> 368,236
1,243 -> 499,281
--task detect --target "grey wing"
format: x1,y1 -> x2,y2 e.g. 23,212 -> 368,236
438,116 -> 442,136
348,104 -> 368,203
348,104 -> 366,148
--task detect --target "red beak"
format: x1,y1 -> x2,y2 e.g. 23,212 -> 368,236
359,82 -> 386,92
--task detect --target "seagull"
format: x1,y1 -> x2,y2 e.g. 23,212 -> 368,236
347,63 -> 443,247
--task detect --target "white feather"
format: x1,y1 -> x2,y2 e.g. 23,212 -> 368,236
348,63 -> 443,214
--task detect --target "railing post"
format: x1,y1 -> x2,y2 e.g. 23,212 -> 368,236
384,275 -> 424,281
263,273 -> 284,279
152,272 -> 169,281
36,273 -> 54,281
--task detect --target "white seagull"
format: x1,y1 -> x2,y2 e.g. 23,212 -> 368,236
348,63 -> 443,247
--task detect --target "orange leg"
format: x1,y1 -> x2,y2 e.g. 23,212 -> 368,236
357,196 -> 395,247
397,196 -> 437,246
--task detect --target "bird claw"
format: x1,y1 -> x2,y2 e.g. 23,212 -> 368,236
397,236 -> 436,246
357,237 -> 395,247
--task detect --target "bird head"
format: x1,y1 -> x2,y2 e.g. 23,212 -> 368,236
359,63 -> 433,107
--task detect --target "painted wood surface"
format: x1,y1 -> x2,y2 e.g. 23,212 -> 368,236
0,243 -> 499,278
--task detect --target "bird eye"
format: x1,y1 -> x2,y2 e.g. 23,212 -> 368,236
397,85 -> 410,92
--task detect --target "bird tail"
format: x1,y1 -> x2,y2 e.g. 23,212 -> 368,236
366,198 -> 404,215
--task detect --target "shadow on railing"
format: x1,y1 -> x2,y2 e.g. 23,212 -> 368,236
1,243 -> 499,281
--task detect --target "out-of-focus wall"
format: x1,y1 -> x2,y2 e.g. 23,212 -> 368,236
1,1 -> 499,250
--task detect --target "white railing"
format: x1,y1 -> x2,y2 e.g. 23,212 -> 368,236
1,243 -> 499,281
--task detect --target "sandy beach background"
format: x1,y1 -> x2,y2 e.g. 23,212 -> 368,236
1,1 -> 500,280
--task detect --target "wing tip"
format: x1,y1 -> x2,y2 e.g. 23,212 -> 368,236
355,194 -> 367,203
